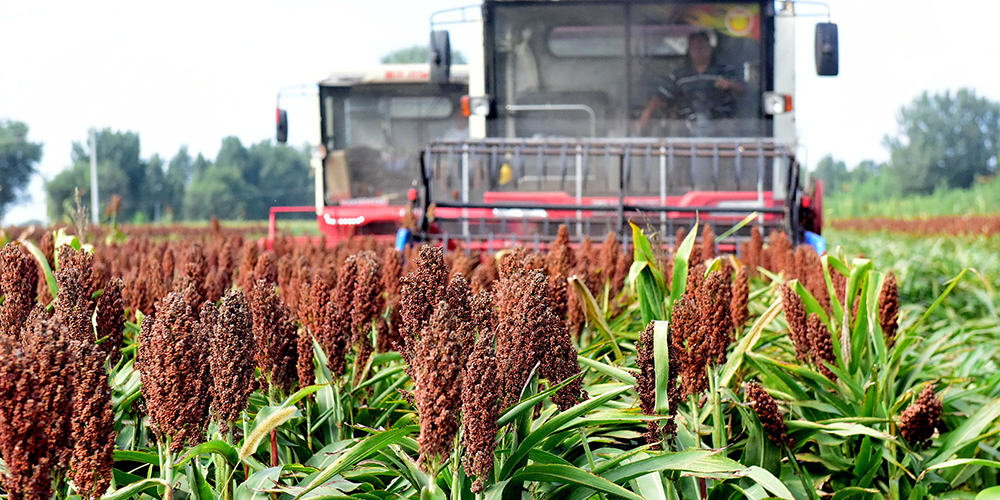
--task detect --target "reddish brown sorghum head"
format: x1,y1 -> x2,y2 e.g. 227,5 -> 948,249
398,246 -> 448,355
253,250 -> 278,285
899,384 -> 942,449
0,316 -> 78,500
238,240 -> 259,292
599,232 -> 621,286
135,292 -> 212,451
731,266 -> 750,329
745,381 -> 790,446
700,224 -> 716,263
382,247 -> 404,303
250,280 -> 299,394
768,231 -> 795,278
547,225 -> 575,278
0,243 -> 39,342
696,271 -> 734,365
412,302 -> 464,471
177,242 -> 208,305
668,269 -> 733,399
495,264 -> 585,409
210,289 -> 256,432
471,290 -> 495,334
351,251 -> 383,347
806,313 -> 836,381
879,272 -> 900,346
470,254 -> 498,295
324,255 -> 357,377
69,336 -> 116,499
95,278 -> 125,366
446,273 -> 475,371
461,332 -> 500,493
795,244 -> 830,313
635,322 -> 660,447
781,284 -> 811,364
297,327 -> 316,389
54,264 -> 94,345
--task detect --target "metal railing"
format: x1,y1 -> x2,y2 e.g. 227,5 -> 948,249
420,137 -> 796,246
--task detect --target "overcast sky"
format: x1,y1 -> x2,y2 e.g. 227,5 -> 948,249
3,0 -> 999,225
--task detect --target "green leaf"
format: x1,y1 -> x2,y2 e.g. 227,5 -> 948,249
236,466 -> 285,500
568,276 -> 623,359
497,372 -> 584,428
577,355 -> 636,385
652,320 -> 670,414
499,386 -> 630,479
283,383 -> 327,407
670,222 -> 698,309
187,460 -> 214,500
975,486 -> 1000,500
293,426 -> 415,499
486,463 -> 646,500
112,449 -> 160,466
174,440 -> 239,468
99,478 -> 169,500
21,240 -> 58,298
716,211 -> 759,241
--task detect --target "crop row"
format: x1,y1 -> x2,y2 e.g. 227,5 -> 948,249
0,223 -> 996,500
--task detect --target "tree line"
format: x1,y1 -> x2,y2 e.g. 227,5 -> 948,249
43,132 -> 313,223
814,88 -> 1000,198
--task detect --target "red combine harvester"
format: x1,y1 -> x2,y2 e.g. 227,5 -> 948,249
275,1 -> 837,253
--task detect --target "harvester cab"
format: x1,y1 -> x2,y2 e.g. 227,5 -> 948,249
419,0 -> 838,252
271,64 -> 470,246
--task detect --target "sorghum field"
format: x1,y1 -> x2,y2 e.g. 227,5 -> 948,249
0,221 -> 998,500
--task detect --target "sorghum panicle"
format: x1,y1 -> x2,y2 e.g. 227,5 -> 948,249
781,284 -> 811,363
250,280 -> 299,394
879,272 -> 900,346
700,224 -> 717,263
398,245 -> 447,356
806,313 -> 837,381
635,322 -> 660,447
0,243 -> 39,342
210,289 -> 256,432
746,381 -> 791,446
69,337 -> 116,499
95,277 -> 125,366
0,315 -> 77,500
136,292 -> 212,451
461,333 -> 501,493
899,384 -> 942,449
731,266 -> 750,328
412,302 -> 463,471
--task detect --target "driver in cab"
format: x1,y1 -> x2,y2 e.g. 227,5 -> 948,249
637,31 -> 744,135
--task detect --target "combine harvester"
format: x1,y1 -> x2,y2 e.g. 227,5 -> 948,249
275,1 -> 838,252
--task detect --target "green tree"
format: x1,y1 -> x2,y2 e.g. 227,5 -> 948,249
883,88 -> 1000,194
380,44 -> 467,64
183,165 -> 258,220
46,129 -> 165,223
812,155 -> 849,193
0,120 -> 44,223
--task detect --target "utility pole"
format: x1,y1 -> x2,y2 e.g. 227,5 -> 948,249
89,128 -> 99,224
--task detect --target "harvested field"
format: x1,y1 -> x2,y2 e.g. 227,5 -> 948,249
831,214 -> 1000,236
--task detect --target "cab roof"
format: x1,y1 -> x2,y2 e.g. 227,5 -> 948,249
319,64 -> 470,87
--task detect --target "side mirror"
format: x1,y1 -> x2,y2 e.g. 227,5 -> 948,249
815,22 -> 839,76
430,30 -> 451,83
276,108 -> 288,143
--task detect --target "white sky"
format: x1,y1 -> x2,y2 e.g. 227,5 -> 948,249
3,0 -> 999,225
